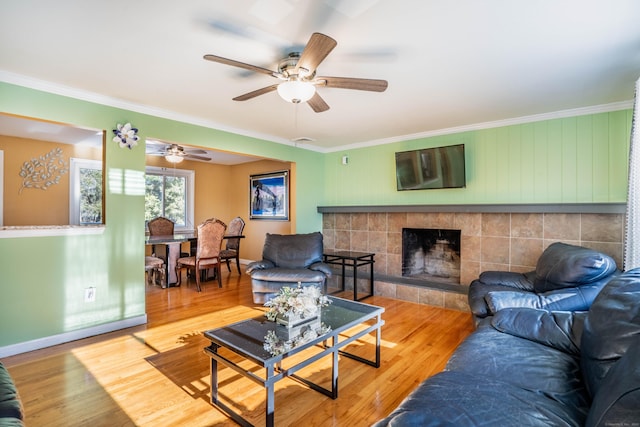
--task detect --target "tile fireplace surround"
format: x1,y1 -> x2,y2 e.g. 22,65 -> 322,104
320,204 -> 625,312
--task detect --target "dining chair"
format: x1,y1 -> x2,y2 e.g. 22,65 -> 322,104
147,216 -> 175,260
175,218 -> 227,291
145,255 -> 165,287
220,216 -> 245,275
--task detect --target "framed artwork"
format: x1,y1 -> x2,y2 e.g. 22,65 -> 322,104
249,170 -> 289,220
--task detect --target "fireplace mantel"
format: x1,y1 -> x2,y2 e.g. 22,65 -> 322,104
318,203 -> 626,214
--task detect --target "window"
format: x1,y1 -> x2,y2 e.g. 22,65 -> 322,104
69,158 -> 102,225
145,166 -> 194,232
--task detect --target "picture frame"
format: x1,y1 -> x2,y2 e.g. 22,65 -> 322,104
249,170 -> 289,220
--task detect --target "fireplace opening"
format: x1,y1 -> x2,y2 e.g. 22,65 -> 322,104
402,228 -> 461,284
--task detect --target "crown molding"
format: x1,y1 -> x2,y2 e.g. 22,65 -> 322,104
2,70 -> 632,154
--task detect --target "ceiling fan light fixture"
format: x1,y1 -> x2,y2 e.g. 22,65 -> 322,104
165,154 -> 184,163
277,80 -> 316,104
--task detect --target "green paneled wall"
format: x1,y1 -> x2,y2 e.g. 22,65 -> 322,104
323,110 -> 632,205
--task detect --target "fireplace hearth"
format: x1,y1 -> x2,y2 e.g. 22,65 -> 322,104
402,228 -> 461,284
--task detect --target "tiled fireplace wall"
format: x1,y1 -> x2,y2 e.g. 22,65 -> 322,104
321,210 -> 625,312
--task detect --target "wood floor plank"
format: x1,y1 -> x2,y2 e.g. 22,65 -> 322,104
3,268 -> 474,426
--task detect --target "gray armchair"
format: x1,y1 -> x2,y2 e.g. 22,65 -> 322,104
246,232 -> 332,304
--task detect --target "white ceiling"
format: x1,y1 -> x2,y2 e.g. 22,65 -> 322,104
1,0 -> 639,153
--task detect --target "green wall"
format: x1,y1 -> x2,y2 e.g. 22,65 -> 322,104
0,82 -> 325,349
324,110 -> 632,205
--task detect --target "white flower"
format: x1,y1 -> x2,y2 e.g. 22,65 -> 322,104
264,284 -> 331,321
112,122 -> 139,149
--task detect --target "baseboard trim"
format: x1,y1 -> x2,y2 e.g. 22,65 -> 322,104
0,315 -> 147,358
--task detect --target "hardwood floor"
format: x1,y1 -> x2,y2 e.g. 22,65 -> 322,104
3,268 -> 475,427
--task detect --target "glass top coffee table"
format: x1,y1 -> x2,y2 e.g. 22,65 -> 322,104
203,296 -> 385,427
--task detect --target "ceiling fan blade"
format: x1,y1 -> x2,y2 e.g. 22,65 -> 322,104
184,148 -> 208,155
295,33 -> 337,76
318,76 -> 388,92
185,154 -> 211,161
203,54 -> 279,77
307,92 -> 330,113
233,84 -> 279,101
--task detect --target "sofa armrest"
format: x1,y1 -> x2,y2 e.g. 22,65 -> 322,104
491,308 -> 586,354
308,262 -> 332,277
245,260 -> 275,274
484,284 -> 602,315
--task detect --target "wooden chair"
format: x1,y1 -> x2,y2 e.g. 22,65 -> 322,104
145,256 -> 165,287
220,216 -> 245,274
175,218 -> 227,291
147,216 -> 174,261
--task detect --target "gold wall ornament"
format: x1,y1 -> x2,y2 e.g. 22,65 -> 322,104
19,147 -> 69,193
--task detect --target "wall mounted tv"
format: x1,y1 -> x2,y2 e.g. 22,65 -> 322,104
395,144 -> 466,191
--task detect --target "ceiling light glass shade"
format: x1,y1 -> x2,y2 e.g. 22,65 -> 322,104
165,154 -> 184,163
277,80 -> 316,103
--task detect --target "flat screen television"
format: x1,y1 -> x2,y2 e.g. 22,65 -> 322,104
395,144 -> 466,191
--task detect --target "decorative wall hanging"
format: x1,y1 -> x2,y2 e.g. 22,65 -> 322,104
19,147 -> 69,193
249,170 -> 289,220
112,122 -> 139,149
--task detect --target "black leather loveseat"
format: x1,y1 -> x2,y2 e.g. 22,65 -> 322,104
0,362 -> 24,426
373,268 -> 640,426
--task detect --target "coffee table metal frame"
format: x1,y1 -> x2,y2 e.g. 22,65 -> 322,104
203,296 -> 384,427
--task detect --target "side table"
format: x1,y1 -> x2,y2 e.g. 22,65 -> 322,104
323,250 -> 375,301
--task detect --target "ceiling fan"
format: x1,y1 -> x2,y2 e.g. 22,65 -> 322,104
146,141 -> 211,163
203,32 -> 388,112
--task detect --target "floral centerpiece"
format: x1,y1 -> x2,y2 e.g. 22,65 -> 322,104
264,284 -> 331,324
263,284 -> 332,356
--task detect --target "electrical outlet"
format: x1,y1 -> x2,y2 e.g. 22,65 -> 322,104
84,287 -> 96,302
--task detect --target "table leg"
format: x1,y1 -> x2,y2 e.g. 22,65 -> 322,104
369,256 -> 375,298
353,259 -> 358,301
166,242 -> 181,285
266,365 -> 275,427
331,335 -> 339,399
210,348 -> 219,404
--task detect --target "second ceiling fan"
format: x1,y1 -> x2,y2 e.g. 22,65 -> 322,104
203,32 -> 388,113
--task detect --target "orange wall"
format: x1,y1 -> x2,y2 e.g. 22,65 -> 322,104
146,155 -> 292,261
1,135 -> 101,226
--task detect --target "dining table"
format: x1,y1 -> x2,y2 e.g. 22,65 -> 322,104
145,231 -> 244,287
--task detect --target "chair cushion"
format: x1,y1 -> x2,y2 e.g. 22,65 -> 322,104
261,232 -> 323,269
249,268 -> 326,283
533,242 -> 618,293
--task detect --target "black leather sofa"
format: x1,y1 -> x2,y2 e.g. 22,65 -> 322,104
468,242 -> 619,325
0,362 -> 24,427
246,232 -> 332,304
373,268 -> 640,427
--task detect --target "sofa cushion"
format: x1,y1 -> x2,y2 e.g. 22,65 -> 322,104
491,308 -> 586,355
446,324 -> 589,411
533,242 -> 617,293
0,362 -> 23,424
261,232 -> 324,269
372,370 -> 588,427
586,338 -> 640,427
581,268 -> 640,397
